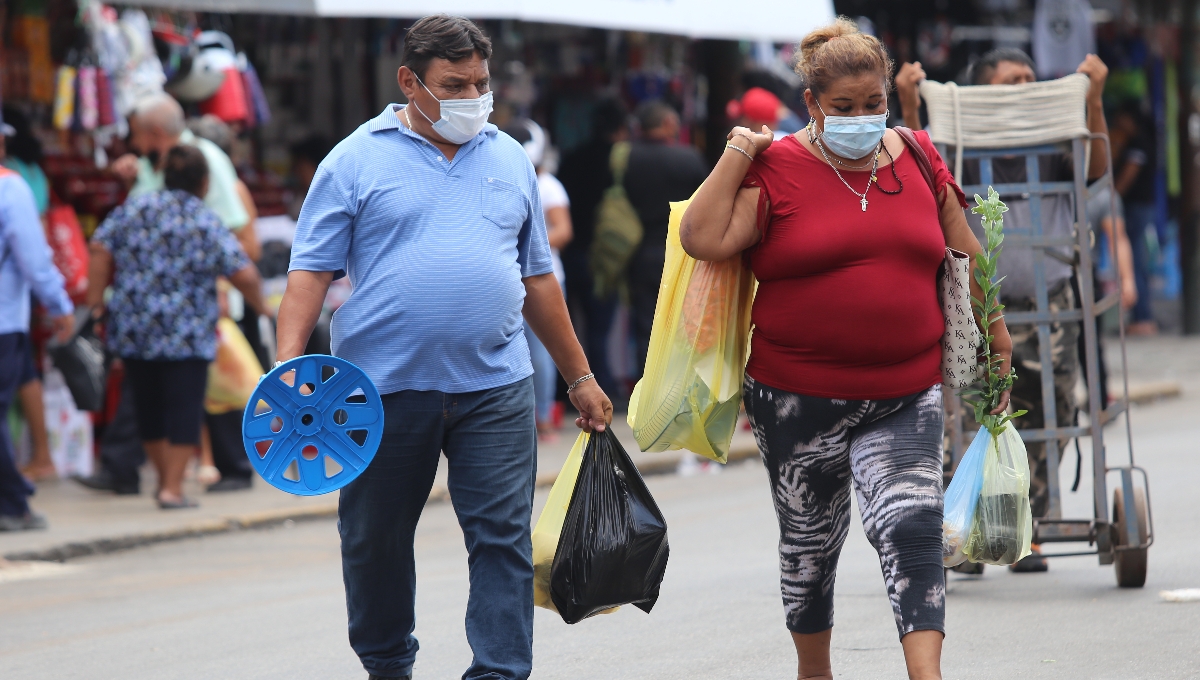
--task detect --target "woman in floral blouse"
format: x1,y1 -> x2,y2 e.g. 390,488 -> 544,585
88,146 -> 268,509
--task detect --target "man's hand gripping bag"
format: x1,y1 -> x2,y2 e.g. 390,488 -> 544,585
548,428 -> 670,624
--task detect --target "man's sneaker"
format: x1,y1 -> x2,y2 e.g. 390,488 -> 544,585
73,470 -> 140,495
950,561 -> 984,575
1010,544 -> 1049,573
206,477 -> 252,493
0,512 -> 48,531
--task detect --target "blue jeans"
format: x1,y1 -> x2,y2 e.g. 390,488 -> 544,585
338,377 -> 537,679
1124,201 -> 1156,323
0,332 -> 36,518
523,322 -> 556,424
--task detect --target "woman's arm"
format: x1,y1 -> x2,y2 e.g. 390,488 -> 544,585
938,188 -> 1014,414
679,126 -> 773,262
544,205 -> 573,250
234,180 -> 261,262
1100,215 -> 1138,309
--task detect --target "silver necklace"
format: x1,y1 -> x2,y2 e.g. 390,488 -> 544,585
813,135 -> 880,212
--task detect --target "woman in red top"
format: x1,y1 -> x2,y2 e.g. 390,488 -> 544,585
682,19 -> 1013,680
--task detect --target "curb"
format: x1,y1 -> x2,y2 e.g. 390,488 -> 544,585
4,446 -> 759,563
1126,381 -> 1182,405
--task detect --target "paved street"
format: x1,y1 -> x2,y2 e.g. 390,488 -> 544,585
1,336 -> 1199,679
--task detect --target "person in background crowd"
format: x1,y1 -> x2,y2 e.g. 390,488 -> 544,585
75,381 -> 146,496
898,47 -> 1110,573
727,87 -> 788,138
1084,185 -> 1138,405
1111,103 -> 1158,336
276,16 -> 610,679
557,97 -> 628,400
502,119 -> 574,439
186,114 -> 266,490
2,105 -> 56,482
109,94 -> 254,255
0,112 -> 74,531
624,100 -> 707,378
685,19 -> 1014,679
288,134 -> 334,221
187,114 -> 261,261
286,134 -> 336,355
88,145 -> 268,510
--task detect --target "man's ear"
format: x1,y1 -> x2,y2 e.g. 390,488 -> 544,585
396,66 -> 417,101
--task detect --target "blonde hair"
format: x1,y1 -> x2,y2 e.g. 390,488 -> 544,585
795,18 -> 894,96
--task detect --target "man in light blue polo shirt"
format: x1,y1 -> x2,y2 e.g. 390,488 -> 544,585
275,15 -> 612,680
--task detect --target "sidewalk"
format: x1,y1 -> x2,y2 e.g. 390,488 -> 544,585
4,333 -> 1192,563
1,411 -> 759,562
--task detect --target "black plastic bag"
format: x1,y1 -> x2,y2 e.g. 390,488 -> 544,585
550,428 -> 669,624
47,314 -> 108,412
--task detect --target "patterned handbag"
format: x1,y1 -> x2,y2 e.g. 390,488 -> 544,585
894,126 -> 981,388
938,248 -> 983,387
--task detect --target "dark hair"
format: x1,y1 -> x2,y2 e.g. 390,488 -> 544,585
163,145 -> 209,197
591,97 -> 628,140
795,18 -> 893,96
635,100 -> 678,134
2,106 -> 42,164
402,15 -> 492,81
969,48 -> 1037,85
500,122 -> 532,145
290,134 -> 333,166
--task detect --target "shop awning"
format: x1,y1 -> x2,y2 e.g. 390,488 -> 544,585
127,0 -> 835,42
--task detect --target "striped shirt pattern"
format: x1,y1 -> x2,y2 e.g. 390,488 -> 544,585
289,105 -> 553,395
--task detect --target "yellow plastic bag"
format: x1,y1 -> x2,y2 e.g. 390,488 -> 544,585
626,196 -> 756,463
533,432 -> 588,612
205,318 -> 265,415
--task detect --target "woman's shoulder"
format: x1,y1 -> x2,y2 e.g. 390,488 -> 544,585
751,134 -> 814,173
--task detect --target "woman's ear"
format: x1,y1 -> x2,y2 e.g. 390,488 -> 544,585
803,89 -> 821,127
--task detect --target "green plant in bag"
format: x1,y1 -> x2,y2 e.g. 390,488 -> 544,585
961,188 -> 1027,437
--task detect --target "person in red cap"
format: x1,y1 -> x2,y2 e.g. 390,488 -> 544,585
727,87 -> 786,136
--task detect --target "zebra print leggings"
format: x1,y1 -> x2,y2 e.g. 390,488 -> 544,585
744,375 -> 946,640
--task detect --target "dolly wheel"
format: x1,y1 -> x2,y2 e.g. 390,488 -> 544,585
1112,486 -> 1148,588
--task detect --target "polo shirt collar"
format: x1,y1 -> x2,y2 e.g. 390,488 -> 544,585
369,104 -> 497,142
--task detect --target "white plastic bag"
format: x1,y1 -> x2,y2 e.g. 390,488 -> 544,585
943,423 -> 1033,566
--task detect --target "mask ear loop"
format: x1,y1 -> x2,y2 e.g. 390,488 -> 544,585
410,74 -> 441,125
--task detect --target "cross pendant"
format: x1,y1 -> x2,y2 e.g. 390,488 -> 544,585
860,197 -> 868,211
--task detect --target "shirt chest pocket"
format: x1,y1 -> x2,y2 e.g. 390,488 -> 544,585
482,177 -> 529,231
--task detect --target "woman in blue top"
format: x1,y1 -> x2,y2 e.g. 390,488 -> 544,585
88,146 -> 268,509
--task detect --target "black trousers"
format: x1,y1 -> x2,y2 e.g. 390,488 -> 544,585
98,380 -> 146,492
206,410 -> 254,482
628,243 -> 666,382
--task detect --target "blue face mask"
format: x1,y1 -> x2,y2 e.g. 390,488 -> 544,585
815,102 -> 888,160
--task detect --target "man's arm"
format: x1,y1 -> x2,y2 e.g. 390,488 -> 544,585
1078,55 -> 1110,180
233,180 -> 261,261
275,270 -> 333,363
3,179 -> 74,339
1114,156 -> 1143,196
1100,215 -> 1139,310
896,62 -> 926,131
523,272 -> 612,432
86,241 -> 113,313
228,263 -> 269,318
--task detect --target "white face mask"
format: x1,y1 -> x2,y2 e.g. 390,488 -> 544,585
410,75 -> 493,145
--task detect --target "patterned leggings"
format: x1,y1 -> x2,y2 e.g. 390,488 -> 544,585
744,375 -> 946,639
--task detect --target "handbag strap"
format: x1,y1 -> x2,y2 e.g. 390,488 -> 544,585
893,126 -> 937,197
